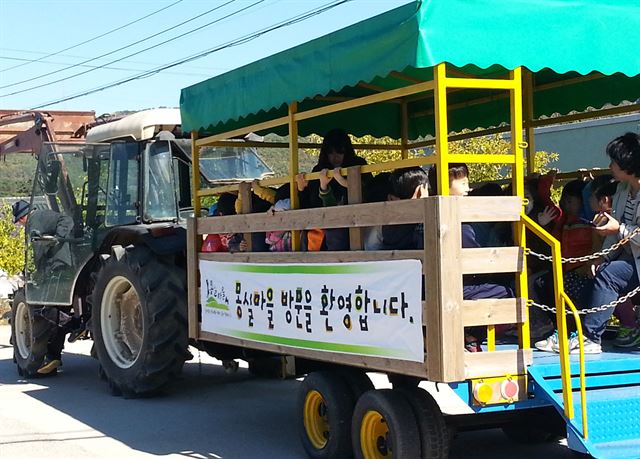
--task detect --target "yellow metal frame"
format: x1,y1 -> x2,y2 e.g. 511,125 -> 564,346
522,214 -> 588,434
562,291 -> 589,440
188,62 -> 590,438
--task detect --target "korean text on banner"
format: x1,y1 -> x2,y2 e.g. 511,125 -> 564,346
199,259 -> 423,362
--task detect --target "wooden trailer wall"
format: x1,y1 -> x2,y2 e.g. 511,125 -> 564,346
187,193 -> 529,383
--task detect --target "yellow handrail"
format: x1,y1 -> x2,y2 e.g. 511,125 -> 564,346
520,214 -> 575,420
561,291 -> 589,440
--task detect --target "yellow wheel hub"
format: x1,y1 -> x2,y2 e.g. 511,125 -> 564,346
303,390 -> 329,449
360,410 -> 391,458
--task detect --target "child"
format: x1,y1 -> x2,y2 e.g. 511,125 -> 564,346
296,128 -> 369,250
265,198 -> 292,252
429,164 -> 514,352
201,193 -> 247,253
252,181 -> 292,252
364,167 -> 429,251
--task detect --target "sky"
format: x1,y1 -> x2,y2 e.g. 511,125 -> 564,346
0,0 -> 411,116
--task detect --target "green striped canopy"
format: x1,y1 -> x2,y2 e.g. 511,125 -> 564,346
180,0 -> 640,139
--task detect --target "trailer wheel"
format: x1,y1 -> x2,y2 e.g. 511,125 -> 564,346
10,289 -> 54,378
91,245 -> 188,396
298,371 -> 355,459
352,389 -> 420,459
397,388 -> 449,459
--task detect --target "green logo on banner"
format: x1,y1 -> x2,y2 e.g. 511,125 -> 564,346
206,296 -> 229,310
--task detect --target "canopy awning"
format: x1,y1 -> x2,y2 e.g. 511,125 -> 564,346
180,0 -> 640,139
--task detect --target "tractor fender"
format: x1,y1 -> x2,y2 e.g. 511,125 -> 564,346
97,224 -> 186,257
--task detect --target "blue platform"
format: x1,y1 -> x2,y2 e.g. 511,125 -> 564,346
527,345 -> 640,459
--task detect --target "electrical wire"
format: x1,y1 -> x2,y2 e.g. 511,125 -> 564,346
0,0 -> 238,92
29,0 -> 350,109
1,0 -> 184,73
0,49 -> 228,71
0,55 -> 222,76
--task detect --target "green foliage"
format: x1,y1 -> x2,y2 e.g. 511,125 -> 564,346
0,154 -> 35,197
449,133 -> 559,183
305,133 -> 403,169
0,204 -> 25,275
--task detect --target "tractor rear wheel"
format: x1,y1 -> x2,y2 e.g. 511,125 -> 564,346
10,289 -> 55,377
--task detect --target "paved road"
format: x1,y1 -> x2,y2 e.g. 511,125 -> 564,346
0,325 -> 575,459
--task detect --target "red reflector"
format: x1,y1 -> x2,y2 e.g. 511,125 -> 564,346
501,380 -> 519,399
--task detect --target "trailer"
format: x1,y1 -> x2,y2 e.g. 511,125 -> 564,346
179,1 -> 640,458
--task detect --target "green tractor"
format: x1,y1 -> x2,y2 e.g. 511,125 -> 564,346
10,108 -> 273,395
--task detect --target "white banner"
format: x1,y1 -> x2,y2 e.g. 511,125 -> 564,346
199,259 -> 424,362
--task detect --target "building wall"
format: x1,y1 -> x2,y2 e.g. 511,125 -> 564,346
534,113 -> 640,172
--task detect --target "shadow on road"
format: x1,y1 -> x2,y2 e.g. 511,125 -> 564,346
0,347 -> 305,459
0,342 -> 576,459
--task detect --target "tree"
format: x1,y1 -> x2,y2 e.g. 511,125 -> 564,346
0,204 -> 25,276
449,133 -> 559,183
304,132 -> 559,183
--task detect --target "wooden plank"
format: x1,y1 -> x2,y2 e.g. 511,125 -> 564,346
464,349 -> 533,379
461,247 -> 523,274
196,116 -> 289,145
294,80 -> 435,122
347,166 -> 363,250
288,102 -> 301,251
458,196 -> 522,222
462,298 -> 526,327
191,131 -> 202,216
196,200 -> 425,234
238,181 -> 253,252
187,217 -> 200,340
424,197 -> 465,382
198,331 -> 429,378
199,250 -> 425,264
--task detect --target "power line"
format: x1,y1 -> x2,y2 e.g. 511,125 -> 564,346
1,0 -> 184,73
0,0 -> 238,92
29,0 -> 351,110
0,55 -> 222,77
0,49 -> 228,71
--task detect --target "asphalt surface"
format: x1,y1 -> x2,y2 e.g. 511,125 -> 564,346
0,324 -> 576,459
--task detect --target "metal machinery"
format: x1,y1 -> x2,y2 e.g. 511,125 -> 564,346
7,108 -> 275,395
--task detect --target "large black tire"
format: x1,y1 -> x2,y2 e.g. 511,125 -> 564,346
90,245 -> 189,396
10,289 -> 56,378
352,389 -> 421,459
397,388 -> 449,459
297,371 -> 356,459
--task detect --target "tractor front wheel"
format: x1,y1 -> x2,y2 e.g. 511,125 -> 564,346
91,245 -> 189,396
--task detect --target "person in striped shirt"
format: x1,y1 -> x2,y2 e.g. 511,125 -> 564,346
577,133 -> 640,353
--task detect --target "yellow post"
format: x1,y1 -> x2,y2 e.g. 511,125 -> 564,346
521,215 -> 574,420
191,130 -> 201,217
401,100 -> 409,160
510,67 -> 531,351
288,102 -> 301,251
433,63 -> 450,196
523,69 -> 536,175
563,292 -> 589,438
553,242 -> 574,419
